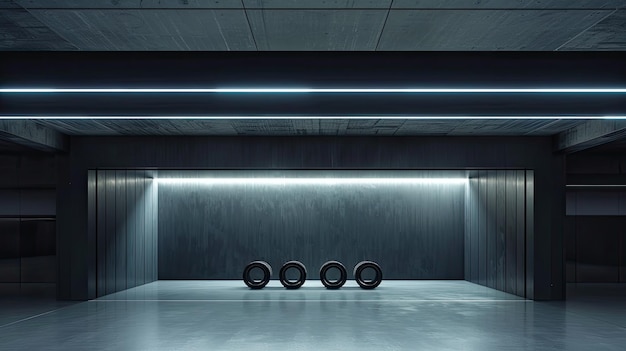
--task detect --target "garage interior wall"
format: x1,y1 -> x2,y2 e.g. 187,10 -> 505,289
66,136 -> 563,300
464,170 -> 531,298
157,170 -> 465,280
88,168 -> 532,298
88,170 -> 158,298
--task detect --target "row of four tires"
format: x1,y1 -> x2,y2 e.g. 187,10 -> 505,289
243,260 -> 382,290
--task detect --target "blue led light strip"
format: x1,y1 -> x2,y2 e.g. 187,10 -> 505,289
1,88 -> 626,93
1,116 -> 625,120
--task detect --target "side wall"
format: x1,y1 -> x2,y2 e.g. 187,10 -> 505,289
465,170 -> 528,297
87,170 -> 158,298
57,136 -> 564,300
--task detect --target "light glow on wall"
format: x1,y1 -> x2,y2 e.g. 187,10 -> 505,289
157,177 -> 469,185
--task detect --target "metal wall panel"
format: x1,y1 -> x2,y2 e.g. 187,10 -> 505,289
91,169 -> 159,297
115,170 -> 126,292
486,170 -> 497,288
516,170 -> 526,297
463,169 -> 527,298
464,181 -> 471,281
87,170 -> 97,298
478,170 -> 487,286
104,170 -> 116,295
526,170 -> 534,299
505,171 -> 517,294
136,172 -> 146,285
125,170 -> 136,288
158,172 -> 466,279
470,178 -> 479,283
619,227 -> 626,283
496,170 -> 506,292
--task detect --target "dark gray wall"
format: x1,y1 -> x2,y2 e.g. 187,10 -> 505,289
565,152 -> 626,283
87,169 -> 158,298
565,216 -> 626,283
58,136 -> 564,300
465,170 -> 528,297
158,171 -> 465,279
0,154 -> 56,288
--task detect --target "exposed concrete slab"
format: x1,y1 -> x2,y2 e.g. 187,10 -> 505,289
0,120 -> 68,152
556,120 -> 626,153
558,9 -> 626,50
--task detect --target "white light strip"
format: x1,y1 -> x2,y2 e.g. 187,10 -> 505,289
156,178 -> 469,185
2,115 -> 626,120
566,185 -> 626,187
1,88 -> 626,93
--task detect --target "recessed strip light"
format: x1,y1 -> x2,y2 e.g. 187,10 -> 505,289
157,178 -> 469,185
2,116 -> 626,120
566,185 -> 626,188
1,88 -> 626,94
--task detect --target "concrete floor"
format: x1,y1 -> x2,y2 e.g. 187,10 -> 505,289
0,281 -> 625,350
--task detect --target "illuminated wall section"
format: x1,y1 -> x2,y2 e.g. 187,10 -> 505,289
157,170 -> 467,280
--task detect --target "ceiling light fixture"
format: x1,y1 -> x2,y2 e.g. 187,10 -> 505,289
1,88 -> 626,94
1,116 -> 626,120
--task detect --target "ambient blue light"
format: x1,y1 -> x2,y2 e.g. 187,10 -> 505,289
1,88 -> 626,93
1,115 -> 626,120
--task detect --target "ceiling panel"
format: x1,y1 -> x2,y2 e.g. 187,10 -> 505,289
558,9 -> 626,50
15,0 -> 244,9
242,0 -> 391,9
378,9 -> 612,50
26,9 -> 256,50
32,119 -> 587,137
392,0 -> 626,9
0,0 -> 20,8
0,7 -> 77,49
246,9 -> 387,50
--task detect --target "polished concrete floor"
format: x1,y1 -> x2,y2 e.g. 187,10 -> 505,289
0,281 -> 625,350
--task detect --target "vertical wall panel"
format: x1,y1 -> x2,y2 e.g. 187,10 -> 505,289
91,169 -> 159,298
505,171 -> 517,294
486,170 -> 497,288
470,178 -> 479,283
136,171 -> 146,285
619,228 -> 626,283
151,177 -> 159,280
464,182 -> 471,281
496,170 -> 506,292
115,170 -> 127,292
478,170 -> 487,286
516,170 -> 526,297
464,169 -> 527,298
526,170 -> 535,300
104,170 -> 116,295
96,170 -> 106,297
87,170 -> 97,298
126,170 -> 136,288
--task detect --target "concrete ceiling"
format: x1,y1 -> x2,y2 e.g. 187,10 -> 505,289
1,0 -> 625,50
33,118 -> 583,136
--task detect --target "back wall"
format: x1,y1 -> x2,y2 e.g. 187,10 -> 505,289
158,171 -> 465,279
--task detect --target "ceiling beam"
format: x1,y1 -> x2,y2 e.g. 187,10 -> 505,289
556,120 -> 626,153
0,120 -> 68,152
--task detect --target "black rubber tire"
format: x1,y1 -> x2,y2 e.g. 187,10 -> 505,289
353,260 -> 382,289
243,260 -> 272,289
279,260 -> 307,289
319,260 -> 347,289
